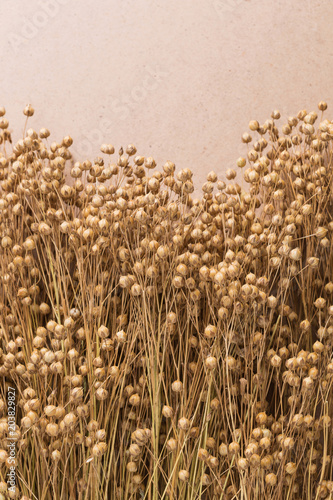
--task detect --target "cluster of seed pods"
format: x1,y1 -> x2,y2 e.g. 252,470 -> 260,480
0,103 -> 332,499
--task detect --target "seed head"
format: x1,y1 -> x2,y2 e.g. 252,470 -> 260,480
171,380 -> 183,393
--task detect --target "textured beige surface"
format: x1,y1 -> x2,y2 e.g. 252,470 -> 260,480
1,0 -> 333,189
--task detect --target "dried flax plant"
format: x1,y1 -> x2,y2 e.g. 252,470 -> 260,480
0,102 -> 332,500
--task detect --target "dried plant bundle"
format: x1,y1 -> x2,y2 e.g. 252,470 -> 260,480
0,102 -> 332,499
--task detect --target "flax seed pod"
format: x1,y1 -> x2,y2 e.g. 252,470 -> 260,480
115,330 -> 127,343
24,104 -> 34,117
201,473 -> 211,486
51,450 -> 61,462
93,442 -> 107,457
129,394 -> 140,407
238,457 -> 249,470
100,144 -> 115,155
249,453 -> 260,469
131,429 -> 147,445
97,326 -> 109,339
46,423 -> 59,438
285,462 -> 297,475
210,398 -> 220,411
162,406 -> 174,418
225,356 -> 237,371
205,356 -> 217,370
245,443 -> 258,459
206,437 -> 216,449
171,380 -> 183,393
204,324 -> 217,339
318,101 -> 327,111
172,275 -> 184,288
129,444 -> 141,458
265,473 -> 277,487
126,461 -> 137,473
198,448 -> 209,461
189,427 -> 199,439
166,438 -> 178,452
313,341 -> 324,353
178,470 -> 189,482
256,412 -> 267,426
261,455 -> 273,470
289,247 -> 302,261
178,417 -> 190,431
271,354 -> 282,368
229,442 -> 240,455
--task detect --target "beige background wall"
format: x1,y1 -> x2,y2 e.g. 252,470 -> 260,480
1,0 -> 332,189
